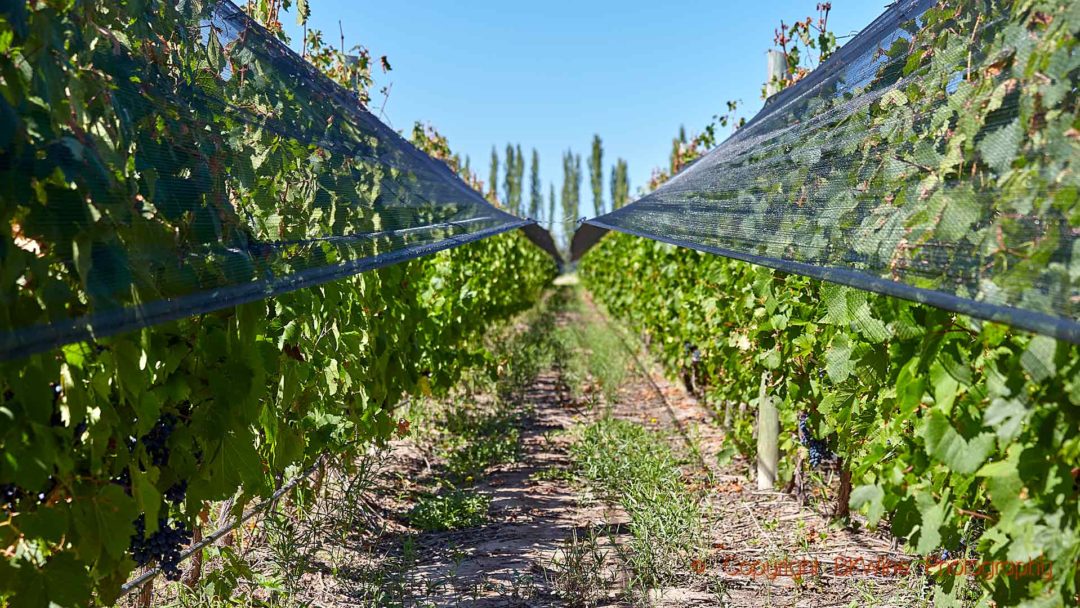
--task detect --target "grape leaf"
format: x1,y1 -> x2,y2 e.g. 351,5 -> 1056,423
921,410 -> 995,474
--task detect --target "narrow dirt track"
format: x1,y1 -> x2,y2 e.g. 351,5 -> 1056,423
396,370 -> 625,607
170,285 -> 927,608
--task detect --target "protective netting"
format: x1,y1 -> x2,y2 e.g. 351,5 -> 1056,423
0,1 -> 554,361
577,0 -> 1079,343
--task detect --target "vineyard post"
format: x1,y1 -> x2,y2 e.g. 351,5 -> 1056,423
756,372 -> 779,490
766,49 -> 786,98
182,505 -> 209,589
757,51 -> 785,494
136,578 -> 153,608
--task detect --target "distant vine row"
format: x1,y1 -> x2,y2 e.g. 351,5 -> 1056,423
0,1 -> 557,605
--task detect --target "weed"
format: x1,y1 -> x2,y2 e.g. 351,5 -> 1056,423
531,465 -> 572,482
570,416 -> 705,589
441,410 -> 522,481
263,511 -> 316,597
407,489 -> 490,532
500,569 -> 539,604
547,527 -> 613,607
161,546 -> 288,608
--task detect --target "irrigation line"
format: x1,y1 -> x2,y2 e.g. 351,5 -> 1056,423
118,454 -> 328,598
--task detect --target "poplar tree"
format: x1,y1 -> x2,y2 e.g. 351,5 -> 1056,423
503,144 -> 516,213
588,134 -> 604,216
514,143 -> 525,214
610,158 -> 630,209
529,149 -> 542,219
561,151 -> 582,249
548,183 -> 556,227
560,152 -> 573,248
488,147 -> 499,203
670,125 -> 689,174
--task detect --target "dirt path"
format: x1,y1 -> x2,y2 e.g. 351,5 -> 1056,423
298,285 -> 630,607
157,285 -> 929,608
395,368 -> 622,607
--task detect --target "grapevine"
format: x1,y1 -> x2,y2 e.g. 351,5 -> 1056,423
0,0 -> 557,599
582,230 -> 1080,606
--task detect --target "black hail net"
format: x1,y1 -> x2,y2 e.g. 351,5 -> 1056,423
574,0 -> 1078,344
0,1 -> 558,361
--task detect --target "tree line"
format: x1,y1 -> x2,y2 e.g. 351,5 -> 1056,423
480,135 -> 630,252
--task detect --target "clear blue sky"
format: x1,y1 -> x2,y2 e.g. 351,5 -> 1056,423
283,1 -> 889,221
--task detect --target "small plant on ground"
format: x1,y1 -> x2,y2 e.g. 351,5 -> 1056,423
570,416 -> 705,591
445,430 -> 521,481
407,489 -> 491,532
547,527 -> 613,607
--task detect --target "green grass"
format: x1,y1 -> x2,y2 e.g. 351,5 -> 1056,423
570,416 -> 705,591
444,424 -> 521,481
407,489 -> 491,532
552,286 -> 629,404
491,286 -> 573,397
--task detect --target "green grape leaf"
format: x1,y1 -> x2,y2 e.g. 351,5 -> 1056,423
914,492 -> 946,555
850,484 -> 885,526
982,397 -> 1029,443
921,411 -> 995,474
42,553 -> 93,607
825,334 -> 854,384
977,119 -> 1021,174
13,504 -> 70,544
979,452 -> 1024,522
131,468 -> 161,534
936,191 -> 981,242
1020,335 -> 1057,382
72,484 -> 138,562
194,427 -> 265,499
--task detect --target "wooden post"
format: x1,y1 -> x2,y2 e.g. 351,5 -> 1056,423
182,505 -> 209,589
833,462 -> 853,520
756,372 -> 779,490
766,49 -> 787,99
136,578 -> 153,608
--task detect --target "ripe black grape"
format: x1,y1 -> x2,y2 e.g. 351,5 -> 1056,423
164,480 -> 187,505
1,483 -> 22,511
140,414 -> 177,467
129,515 -> 194,581
798,413 -> 835,468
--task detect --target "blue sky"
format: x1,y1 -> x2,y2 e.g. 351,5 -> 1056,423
284,1 -> 889,221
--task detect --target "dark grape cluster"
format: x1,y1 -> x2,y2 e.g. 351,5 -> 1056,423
164,480 -> 187,504
140,414 -> 178,467
1,483 -> 22,511
1,479 -> 59,511
129,515 -> 193,581
798,413 -> 835,468
933,518 -> 985,561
